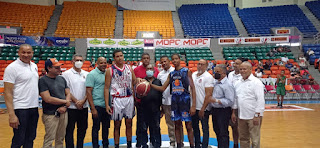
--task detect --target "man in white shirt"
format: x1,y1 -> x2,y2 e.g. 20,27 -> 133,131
157,55 -> 183,148
281,54 -> 289,63
4,44 -> 39,148
63,55 -> 89,148
232,61 -> 265,148
227,58 -> 243,148
192,59 -> 215,148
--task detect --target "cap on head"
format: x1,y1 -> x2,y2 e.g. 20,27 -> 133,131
45,58 -> 63,68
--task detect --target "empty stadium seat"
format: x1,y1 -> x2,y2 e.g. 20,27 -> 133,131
0,2 -> 54,36
123,10 -> 175,39
55,1 -> 116,38
179,4 -> 238,38
237,5 -> 317,35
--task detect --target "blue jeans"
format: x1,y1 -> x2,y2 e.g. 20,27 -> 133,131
92,106 -> 110,148
212,107 -> 232,148
11,108 -> 39,148
191,110 -> 210,148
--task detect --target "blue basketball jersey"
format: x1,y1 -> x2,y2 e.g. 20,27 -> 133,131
169,67 -> 190,95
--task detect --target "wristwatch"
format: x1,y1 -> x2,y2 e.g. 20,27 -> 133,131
254,113 -> 260,118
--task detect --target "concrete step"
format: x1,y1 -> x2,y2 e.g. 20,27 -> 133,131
172,12 -> 184,38
115,11 -> 124,39
45,5 -> 63,36
299,5 -> 320,32
228,7 -> 248,36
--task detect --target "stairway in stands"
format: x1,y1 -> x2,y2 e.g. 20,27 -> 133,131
172,11 -> 184,38
228,7 -> 248,36
44,5 -> 63,36
115,11 -> 124,39
299,5 -> 320,32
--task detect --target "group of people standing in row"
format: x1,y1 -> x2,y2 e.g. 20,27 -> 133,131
4,44 -> 265,148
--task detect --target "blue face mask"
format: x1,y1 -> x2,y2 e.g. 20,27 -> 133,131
146,70 -> 154,77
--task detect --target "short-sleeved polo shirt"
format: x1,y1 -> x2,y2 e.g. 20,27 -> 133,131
3,58 -> 39,109
62,68 -> 89,109
85,67 -> 106,107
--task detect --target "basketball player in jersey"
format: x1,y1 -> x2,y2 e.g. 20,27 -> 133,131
104,49 -> 141,148
150,53 -> 196,148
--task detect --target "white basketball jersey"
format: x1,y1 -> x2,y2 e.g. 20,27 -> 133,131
110,64 -> 133,97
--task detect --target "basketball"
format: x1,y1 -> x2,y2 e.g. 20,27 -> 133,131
135,81 -> 151,96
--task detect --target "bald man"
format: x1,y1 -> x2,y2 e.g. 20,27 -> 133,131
86,57 -> 111,148
4,44 -> 40,148
232,61 -> 265,148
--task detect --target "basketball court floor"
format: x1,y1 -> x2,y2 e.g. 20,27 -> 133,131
0,100 -> 320,148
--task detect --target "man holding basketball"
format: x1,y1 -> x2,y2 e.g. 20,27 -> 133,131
104,49 -> 141,148
137,64 -> 162,148
150,53 -> 196,148
134,53 -> 159,148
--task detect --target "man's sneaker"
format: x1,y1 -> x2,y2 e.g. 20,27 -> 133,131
169,146 -> 175,148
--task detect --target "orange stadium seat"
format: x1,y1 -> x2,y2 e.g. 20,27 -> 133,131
55,1 -> 116,38
0,2 -> 54,36
123,10 -> 175,39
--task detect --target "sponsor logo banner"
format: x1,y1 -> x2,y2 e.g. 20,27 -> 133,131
154,39 -> 210,48
87,38 -> 144,48
276,29 -> 291,35
218,36 -> 289,45
4,35 -> 70,46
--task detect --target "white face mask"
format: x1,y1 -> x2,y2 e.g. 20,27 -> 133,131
75,61 -> 83,68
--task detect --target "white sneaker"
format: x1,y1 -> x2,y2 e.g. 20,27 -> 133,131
169,146 -> 175,148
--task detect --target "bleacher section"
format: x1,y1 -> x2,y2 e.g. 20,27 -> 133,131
55,1 -> 116,38
306,1 -> 320,21
0,46 -> 75,63
237,5 -> 317,35
0,2 -> 54,36
223,46 -> 295,61
178,4 -> 238,37
303,44 -> 320,65
86,47 -> 143,62
123,11 -> 175,39
155,48 -> 214,62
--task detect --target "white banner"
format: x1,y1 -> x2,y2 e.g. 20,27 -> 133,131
118,0 -> 176,11
218,36 -> 289,45
87,38 -> 144,48
154,39 -> 210,48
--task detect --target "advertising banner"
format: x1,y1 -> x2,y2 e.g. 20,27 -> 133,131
154,38 -> 210,48
87,38 -> 144,48
276,29 -> 291,35
218,36 -> 289,45
4,35 -> 70,46
218,38 -> 240,45
118,0 -> 176,11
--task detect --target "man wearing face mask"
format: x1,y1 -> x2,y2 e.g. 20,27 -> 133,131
202,64 -> 235,148
134,53 -> 159,148
193,59 -> 216,148
62,54 -> 89,148
137,64 -> 162,148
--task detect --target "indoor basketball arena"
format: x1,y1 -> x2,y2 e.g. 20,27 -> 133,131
0,0 -> 320,148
